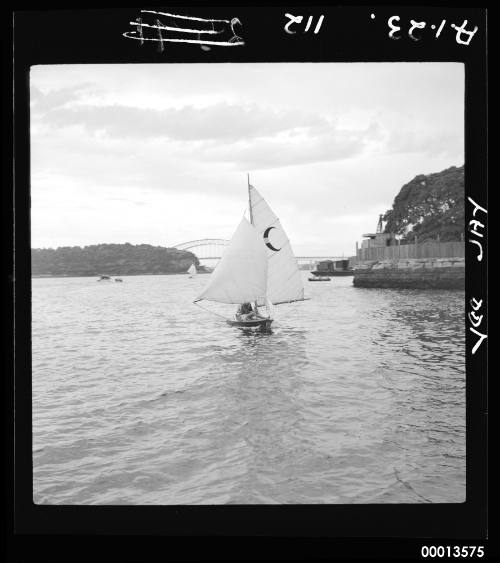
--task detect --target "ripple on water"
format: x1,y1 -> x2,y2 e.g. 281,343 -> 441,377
32,275 -> 465,504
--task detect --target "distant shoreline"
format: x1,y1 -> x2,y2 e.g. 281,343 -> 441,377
31,243 -> 204,279
32,272 -> 210,279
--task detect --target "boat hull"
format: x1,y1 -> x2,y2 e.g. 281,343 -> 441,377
308,277 -> 331,281
227,317 -> 273,331
311,270 -> 354,276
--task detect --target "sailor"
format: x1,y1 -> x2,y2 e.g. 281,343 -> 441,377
236,302 -> 255,320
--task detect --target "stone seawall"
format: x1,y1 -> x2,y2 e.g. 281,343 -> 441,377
353,258 -> 465,289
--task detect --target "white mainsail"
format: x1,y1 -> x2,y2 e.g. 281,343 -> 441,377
187,263 -> 197,275
194,217 -> 268,305
248,184 -> 305,306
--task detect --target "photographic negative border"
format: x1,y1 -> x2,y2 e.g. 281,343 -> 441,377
9,5 -> 487,558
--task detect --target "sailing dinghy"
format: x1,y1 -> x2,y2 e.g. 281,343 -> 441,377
194,177 -> 306,330
187,263 -> 197,278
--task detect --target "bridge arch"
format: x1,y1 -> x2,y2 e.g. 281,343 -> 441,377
173,238 -> 230,260
173,239 -> 349,267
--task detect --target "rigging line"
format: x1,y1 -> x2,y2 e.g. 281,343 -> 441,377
250,198 -> 266,210
272,298 -> 310,306
276,267 -> 303,285
247,174 -> 252,224
193,300 -> 228,321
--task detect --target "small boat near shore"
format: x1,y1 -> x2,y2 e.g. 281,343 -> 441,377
308,276 -> 331,281
311,259 -> 354,277
97,275 -> 112,281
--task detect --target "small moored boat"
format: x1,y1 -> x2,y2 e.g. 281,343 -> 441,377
311,259 -> 354,276
308,276 -> 331,281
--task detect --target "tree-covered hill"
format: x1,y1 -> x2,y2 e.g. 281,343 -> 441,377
31,243 -> 200,277
383,165 -> 464,242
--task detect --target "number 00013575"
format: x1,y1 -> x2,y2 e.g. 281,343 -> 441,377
421,546 -> 485,558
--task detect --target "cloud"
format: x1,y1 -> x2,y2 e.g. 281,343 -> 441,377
30,82 -> 96,113
29,63 -> 465,253
385,128 -> 463,158
198,125 -> 378,169
35,100 -> 329,143
31,94 -> 383,170
32,85 -> 460,173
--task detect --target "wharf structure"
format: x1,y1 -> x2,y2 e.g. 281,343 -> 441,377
311,258 -> 355,276
353,232 -> 465,289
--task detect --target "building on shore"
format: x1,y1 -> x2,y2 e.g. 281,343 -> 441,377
353,232 -> 464,289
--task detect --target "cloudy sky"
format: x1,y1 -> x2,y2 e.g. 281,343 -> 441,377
30,63 -> 463,256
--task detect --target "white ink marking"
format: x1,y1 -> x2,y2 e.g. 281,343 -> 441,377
408,19 -> 426,41
470,326 -> 487,355
468,197 -> 487,217
284,13 -> 303,34
135,17 -> 144,45
229,17 -> 244,44
435,19 -> 446,38
200,38 -> 211,51
469,219 -> 485,238
468,311 -> 483,328
199,21 -> 215,51
451,19 -> 478,45
284,13 -> 324,35
468,297 -> 487,355
122,33 -> 244,46
124,11 -> 245,49
156,19 -> 164,52
388,15 -> 401,40
141,10 -> 231,23
467,197 -> 487,262
128,20 -> 222,35
314,15 -> 325,34
470,297 -> 483,311
468,238 -> 483,261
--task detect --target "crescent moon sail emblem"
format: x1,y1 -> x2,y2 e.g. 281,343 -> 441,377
263,227 -> 281,252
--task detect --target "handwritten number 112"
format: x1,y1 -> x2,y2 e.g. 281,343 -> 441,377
284,14 -> 325,35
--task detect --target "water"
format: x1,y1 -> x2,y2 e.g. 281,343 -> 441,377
32,273 -> 465,504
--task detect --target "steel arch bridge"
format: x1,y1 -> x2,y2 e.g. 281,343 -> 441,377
173,239 -> 349,266
173,239 -> 230,260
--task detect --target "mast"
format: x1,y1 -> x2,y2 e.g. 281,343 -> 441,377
247,173 -> 259,313
247,173 -> 253,225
